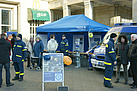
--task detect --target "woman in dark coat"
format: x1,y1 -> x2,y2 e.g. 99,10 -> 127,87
115,34 -> 129,84
33,35 -> 44,68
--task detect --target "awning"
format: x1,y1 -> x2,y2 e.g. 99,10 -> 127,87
27,8 -> 50,21
37,14 -> 111,33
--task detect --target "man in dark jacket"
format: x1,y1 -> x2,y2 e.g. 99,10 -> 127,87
104,33 -> 117,88
128,34 -> 137,89
60,34 -> 69,56
0,34 -> 14,88
12,34 -> 27,82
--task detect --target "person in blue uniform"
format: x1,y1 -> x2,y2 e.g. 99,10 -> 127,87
87,54 -> 93,71
86,45 -> 100,71
60,34 -> 69,56
12,34 -> 27,82
104,33 -> 117,88
60,34 -> 69,67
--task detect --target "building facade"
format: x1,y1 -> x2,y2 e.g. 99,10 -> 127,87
0,0 -> 50,42
1,0 -> 137,41
47,0 -> 132,26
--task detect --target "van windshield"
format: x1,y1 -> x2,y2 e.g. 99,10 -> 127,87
101,32 -> 120,46
101,32 -> 133,46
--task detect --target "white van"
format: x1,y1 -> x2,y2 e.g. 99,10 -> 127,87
91,23 -> 137,75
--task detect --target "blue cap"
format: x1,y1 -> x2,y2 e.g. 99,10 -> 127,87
17,34 -> 22,39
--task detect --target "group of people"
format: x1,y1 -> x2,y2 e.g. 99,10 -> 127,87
27,34 -> 69,67
0,33 -> 69,88
104,33 -> 137,89
1,32 -> 137,89
0,33 -> 26,88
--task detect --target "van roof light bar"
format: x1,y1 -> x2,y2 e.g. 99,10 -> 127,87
115,23 -> 137,26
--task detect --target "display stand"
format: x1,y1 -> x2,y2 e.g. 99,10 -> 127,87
42,53 -> 64,91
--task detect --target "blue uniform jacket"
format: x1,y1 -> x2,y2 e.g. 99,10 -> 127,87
12,39 -> 27,62
33,40 -> 44,57
60,38 -> 69,53
104,38 -> 116,66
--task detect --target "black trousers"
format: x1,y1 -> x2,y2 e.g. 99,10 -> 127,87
131,60 -> 137,85
116,64 -> 128,82
27,56 -> 30,67
27,51 -> 30,67
0,62 -> 10,86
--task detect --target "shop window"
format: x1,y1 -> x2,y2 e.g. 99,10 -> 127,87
0,9 -> 11,33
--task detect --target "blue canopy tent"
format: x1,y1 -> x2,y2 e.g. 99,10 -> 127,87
37,14 -> 111,52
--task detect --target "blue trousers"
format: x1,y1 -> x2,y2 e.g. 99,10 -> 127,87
88,58 -> 93,68
0,62 -> 10,86
104,65 -> 114,86
13,62 -> 24,78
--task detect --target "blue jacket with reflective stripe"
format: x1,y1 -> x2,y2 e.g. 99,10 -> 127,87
60,38 -> 69,53
33,40 -> 44,57
12,39 -> 27,62
104,38 -> 116,66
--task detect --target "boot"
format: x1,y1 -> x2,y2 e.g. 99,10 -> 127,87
124,82 -> 128,85
12,77 -> 19,81
105,85 -> 114,88
18,77 -> 23,82
115,80 -> 119,83
7,83 -> 14,87
87,67 -> 93,71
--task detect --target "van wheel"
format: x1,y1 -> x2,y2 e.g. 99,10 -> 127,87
128,66 -> 132,77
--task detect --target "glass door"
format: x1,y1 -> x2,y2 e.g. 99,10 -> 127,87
73,35 -> 84,52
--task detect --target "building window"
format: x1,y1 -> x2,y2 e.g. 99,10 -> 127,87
0,9 -> 11,33
29,20 -> 45,39
29,20 -> 39,40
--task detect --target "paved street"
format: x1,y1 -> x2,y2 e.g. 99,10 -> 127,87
1,63 -> 137,91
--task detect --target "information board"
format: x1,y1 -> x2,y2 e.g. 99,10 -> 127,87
42,53 -> 64,82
